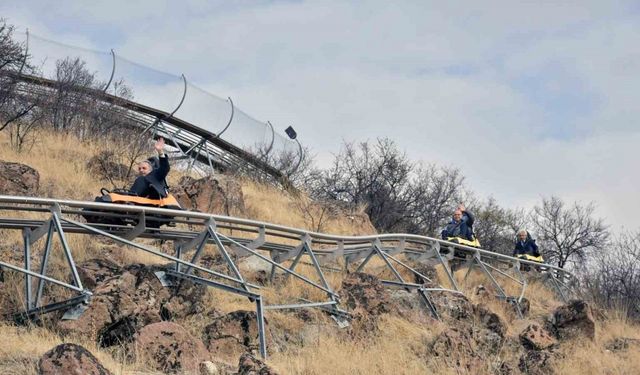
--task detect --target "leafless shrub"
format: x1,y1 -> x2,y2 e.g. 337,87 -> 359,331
531,196 -> 609,268
579,231 -> 640,320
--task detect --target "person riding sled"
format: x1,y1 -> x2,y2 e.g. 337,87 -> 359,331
130,136 -> 170,199
83,136 -> 181,228
513,229 -> 544,263
441,204 -> 480,247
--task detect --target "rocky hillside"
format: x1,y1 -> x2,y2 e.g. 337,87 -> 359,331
0,131 -> 639,375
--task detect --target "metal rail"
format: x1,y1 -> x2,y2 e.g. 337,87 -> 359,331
6,71 -> 289,181
0,195 -> 575,358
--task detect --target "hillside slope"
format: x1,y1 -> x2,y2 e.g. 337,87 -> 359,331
0,131 -> 638,375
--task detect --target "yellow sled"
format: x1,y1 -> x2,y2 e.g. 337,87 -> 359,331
516,254 -> 544,263
446,236 -> 481,248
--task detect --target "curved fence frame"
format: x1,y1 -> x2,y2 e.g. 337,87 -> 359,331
7,31 -> 306,181
0,195 -> 575,359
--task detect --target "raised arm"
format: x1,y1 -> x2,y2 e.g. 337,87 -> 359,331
153,137 -> 170,180
462,210 -> 474,226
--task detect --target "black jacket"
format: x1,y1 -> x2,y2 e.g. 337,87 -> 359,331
513,233 -> 540,257
130,155 -> 170,199
441,210 -> 475,241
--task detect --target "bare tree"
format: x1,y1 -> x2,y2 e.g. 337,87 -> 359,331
45,57 -> 98,131
0,19 -> 38,133
407,163 -> 466,236
580,230 -> 640,319
469,197 -> 515,254
292,195 -> 338,233
531,196 -> 609,268
312,138 -> 415,233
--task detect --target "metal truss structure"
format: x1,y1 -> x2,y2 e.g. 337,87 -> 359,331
0,195 -> 575,359
3,31 -> 304,183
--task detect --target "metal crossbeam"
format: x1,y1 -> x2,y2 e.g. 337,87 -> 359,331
0,195 -> 577,359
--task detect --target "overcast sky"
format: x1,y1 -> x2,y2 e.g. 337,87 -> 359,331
2,1 -> 639,231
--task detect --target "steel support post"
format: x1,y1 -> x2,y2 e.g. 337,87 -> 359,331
373,242 -> 439,319
63,218 -> 246,286
473,253 -> 507,299
23,229 -> 33,310
217,233 -> 339,298
35,222 -> 54,308
175,242 -> 183,272
256,296 -> 267,359
52,211 -> 83,290
208,226 -> 250,293
547,274 -> 568,303
433,242 -> 459,291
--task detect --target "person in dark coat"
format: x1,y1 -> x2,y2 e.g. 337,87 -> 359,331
441,204 -> 475,241
130,137 -> 170,199
513,230 -> 540,257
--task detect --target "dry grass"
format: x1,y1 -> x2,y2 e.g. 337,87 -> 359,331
269,314 -> 449,375
1,129 -> 640,374
553,315 -> 640,375
241,179 -> 376,236
0,323 -> 147,375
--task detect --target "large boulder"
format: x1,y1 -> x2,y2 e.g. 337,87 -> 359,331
550,300 -> 596,341
86,153 -> 131,183
0,160 -> 39,195
237,352 -> 279,375
134,322 -> 210,374
411,263 -> 439,287
77,258 -> 123,290
520,323 -> 557,351
58,263 -> 209,346
474,304 -> 507,339
38,343 -> 112,375
174,175 -> 245,216
203,310 -> 266,362
430,304 -> 509,372
430,292 -> 474,322
340,273 -> 393,330
340,273 -> 393,316
431,323 -> 510,372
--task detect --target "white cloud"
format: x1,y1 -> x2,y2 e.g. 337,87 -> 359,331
1,0 -> 639,231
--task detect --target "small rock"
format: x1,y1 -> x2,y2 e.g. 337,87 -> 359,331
237,352 -> 278,375
340,273 -> 393,315
605,337 -> 640,352
38,343 -> 112,375
518,350 -> 555,375
431,327 -> 483,371
134,322 -> 209,373
199,361 -> 219,375
520,323 -> 556,350
508,297 -> 530,317
474,304 -> 506,338
474,284 -> 489,298
238,256 -> 273,274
